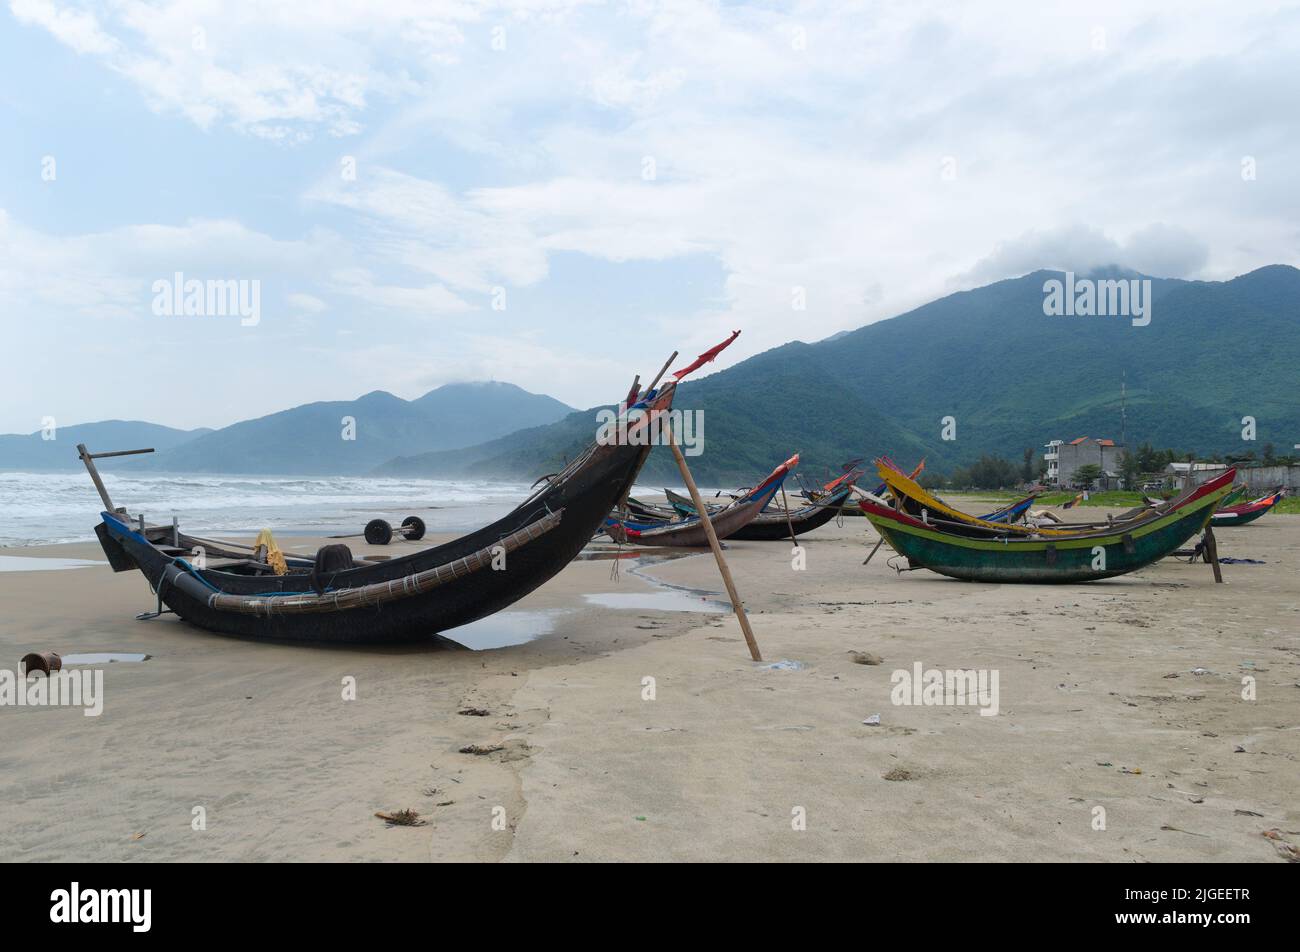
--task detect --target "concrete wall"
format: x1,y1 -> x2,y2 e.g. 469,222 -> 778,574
1185,464 -> 1300,492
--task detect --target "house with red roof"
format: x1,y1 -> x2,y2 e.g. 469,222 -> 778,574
1043,436 -> 1126,488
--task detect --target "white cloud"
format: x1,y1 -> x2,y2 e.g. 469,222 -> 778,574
9,0 -> 116,54
6,0 -> 1300,429
961,224 -> 1211,283
286,292 -> 327,313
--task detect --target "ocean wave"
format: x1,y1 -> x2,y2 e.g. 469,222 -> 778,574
0,472 -> 536,547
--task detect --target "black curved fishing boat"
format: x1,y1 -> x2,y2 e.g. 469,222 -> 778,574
87,378 -> 680,644
660,480 -> 858,540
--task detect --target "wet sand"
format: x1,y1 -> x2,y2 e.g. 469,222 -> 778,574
1,506 -> 1296,862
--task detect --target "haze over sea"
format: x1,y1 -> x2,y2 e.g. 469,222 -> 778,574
0,471 -> 542,548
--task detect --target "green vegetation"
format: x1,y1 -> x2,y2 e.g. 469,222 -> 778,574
381,265 -> 1300,484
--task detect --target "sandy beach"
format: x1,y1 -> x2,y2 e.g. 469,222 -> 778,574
1,504 -> 1296,863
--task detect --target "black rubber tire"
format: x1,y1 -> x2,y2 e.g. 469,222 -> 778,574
364,519 -> 393,545
400,516 -> 426,541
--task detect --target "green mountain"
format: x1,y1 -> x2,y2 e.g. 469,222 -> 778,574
376,265 -> 1300,484
0,421 -> 208,471
0,383 -> 573,475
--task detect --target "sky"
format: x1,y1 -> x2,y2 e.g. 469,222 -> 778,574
1,0 -> 1298,433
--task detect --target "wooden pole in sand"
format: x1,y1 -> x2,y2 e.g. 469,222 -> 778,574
779,484 -> 799,548
665,424 -> 762,662
1203,526 -> 1223,583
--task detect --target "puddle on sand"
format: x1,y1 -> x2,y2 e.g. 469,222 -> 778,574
0,556 -> 104,572
62,653 -> 150,664
580,550 -> 729,613
442,611 -> 565,650
575,547 -> 697,564
583,592 -> 727,613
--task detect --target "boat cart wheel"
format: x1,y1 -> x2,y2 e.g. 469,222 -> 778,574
400,516 -> 426,541
364,519 -> 394,545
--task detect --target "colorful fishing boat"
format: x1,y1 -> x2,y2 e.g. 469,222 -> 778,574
1210,488 -> 1285,527
978,492 -> 1039,524
859,469 -> 1235,583
603,455 -> 799,546
873,458 -> 1153,538
662,477 -> 859,540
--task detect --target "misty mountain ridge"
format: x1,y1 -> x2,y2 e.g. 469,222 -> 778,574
378,264 -> 1300,484
0,382 -> 573,474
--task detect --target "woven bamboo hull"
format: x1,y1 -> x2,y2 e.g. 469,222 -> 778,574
96,390 -> 674,644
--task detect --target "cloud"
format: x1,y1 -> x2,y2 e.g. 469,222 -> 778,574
6,0 -> 1300,430
9,0 -> 116,54
960,223 -> 1211,282
8,0 -> 489,138
286,292 -> 327,313
328,267 -> 471,314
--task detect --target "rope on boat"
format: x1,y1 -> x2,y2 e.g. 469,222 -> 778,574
203,510 -> 565,616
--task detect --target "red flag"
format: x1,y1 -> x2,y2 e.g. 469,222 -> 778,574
673,330 -> 741,380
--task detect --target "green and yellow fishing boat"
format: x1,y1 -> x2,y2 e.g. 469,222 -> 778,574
859,469 -> 1235,583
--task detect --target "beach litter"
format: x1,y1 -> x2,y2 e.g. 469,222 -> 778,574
458,708 -> 491,716
459,744 -> 503,755
863,714 -> 881,726
759,660 -> 805,671
375,809 -> 426,827
1262,829 -> 1299,862
20,651 -> 61,675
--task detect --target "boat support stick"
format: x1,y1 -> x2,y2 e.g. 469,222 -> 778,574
665,423 -> 762,662
779,484 -> 799,548
1203,526 -> 1224,583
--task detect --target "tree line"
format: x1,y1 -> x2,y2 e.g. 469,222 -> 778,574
917,442 -> 1299,491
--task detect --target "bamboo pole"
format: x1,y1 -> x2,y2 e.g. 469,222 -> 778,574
77,443 -> 117,513
779,484 -> 799,548
1203,526 -> 1223,583
665,424 -> 762,662
645,351 -> 679,393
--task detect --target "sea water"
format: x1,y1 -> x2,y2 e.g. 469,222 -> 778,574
0,471 -> 568,547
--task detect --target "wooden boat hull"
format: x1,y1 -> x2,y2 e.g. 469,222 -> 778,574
97,387 -> 676,644
1210,493 -> 1281,527
604,456 -> 798,547
671,484 -> 854,540
1211,507 -> 1271,527
861,472 -> 1233,583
